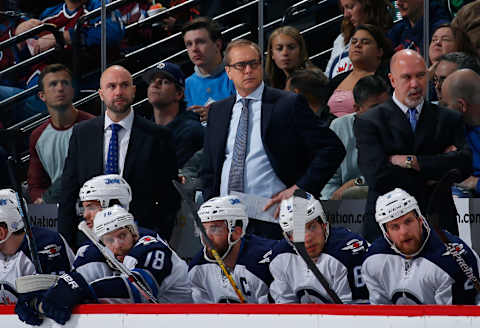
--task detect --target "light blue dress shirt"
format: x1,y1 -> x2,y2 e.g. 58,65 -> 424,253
220,82 -> 286,198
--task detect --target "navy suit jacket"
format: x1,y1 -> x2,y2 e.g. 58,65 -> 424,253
201,86 -> 346,200
354,99 -> 472,224
58,113 -> 180,247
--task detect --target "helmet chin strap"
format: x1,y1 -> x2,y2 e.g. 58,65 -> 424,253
383,216 -> 431,258
202,230 -> 241,264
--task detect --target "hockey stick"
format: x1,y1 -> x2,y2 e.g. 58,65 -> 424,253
6,155 -> 43,274
77,221 -> 160,303
172,180 -> 246,303
425,169 -> 480,292
291,189 -> 343,304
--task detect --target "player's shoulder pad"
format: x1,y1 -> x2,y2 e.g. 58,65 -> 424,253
188,249 -> 208,271
421,230 -> 479,280
73,244 -> 106,268
236,234 -> 280,284
325,227 -> 368,255
270,239 -> 296,259
28,227 -> 72,273
130,235 -> 172,258
364,236 -> 396,259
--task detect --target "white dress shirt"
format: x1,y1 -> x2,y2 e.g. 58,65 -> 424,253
103,109 -> 134,175
392,91 -> 424,120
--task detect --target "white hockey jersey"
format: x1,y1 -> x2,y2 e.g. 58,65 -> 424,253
0,227 -> 74,304
73,234 -> 192,303
188,234 -> 279,303
362,229 -> 480,305
269,227 -> 368,304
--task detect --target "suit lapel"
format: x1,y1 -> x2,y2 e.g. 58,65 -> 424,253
388,100 -> 415,146
261,87 -> 274,139
413,102 -> 436,152
123,115 -> 145,179
214,96 -> 236,169
93,116 -> 105,173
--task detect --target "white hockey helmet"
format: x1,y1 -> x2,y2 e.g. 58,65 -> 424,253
93,205 -> 138,241
79,174 -> 132,210
0,189 -> 24,244
375,188 -> 430,257
279,192 -> 328,239
197,195 -> 248,262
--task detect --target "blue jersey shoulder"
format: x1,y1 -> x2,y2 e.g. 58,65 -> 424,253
324,227 -> 368,266
22,227 -> 72,274
72,244 -> 106,269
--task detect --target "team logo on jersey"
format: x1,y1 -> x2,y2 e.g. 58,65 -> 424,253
104,178 -> 121,184
0,199 -> 7,206
442,243 -> 466,256
138,236 -> 157,246
38,244 -> 62,258
0,282 -> 18,305
258,250 -> 272,264
341,239 -> 365,253
229,198 -> 241,205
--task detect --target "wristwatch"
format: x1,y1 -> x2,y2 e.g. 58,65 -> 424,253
405,156 -> 413,169
354,177 -> 365,186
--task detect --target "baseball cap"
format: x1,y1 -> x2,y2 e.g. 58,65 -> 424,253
142,62 -> 185,88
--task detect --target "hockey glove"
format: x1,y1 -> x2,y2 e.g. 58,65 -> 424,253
41,272 -> 97,325
15,291 -> 44,326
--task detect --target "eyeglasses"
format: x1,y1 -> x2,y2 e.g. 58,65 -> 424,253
227,59 -> 261,72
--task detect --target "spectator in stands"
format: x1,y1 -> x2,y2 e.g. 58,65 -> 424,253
433,52 -> 480,102
427,24 -> 476,101
0,9 -> 46,126
327,24 -> 392,117
14,0 -> 124,91
202,39 -> 345,239
354,49 -> 472,241
143,62 -> 203,168
428,24 -> 475,67
387,0 -> 451,53
325,0 -> 392,79
451,1 -> 480,58
286,68 -> 335,125
59,65 -> 180,249
181,17 -> 235,123
265,26 -> 316,90
322,75 -> 389,200
27,64 -> 94,205
441,69 -> 480,197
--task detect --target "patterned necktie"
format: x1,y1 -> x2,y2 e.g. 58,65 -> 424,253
105,123 -> 121,174
408,108 -> 417,132
228,98 -> 251,193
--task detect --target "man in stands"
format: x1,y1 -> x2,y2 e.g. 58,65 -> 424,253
362,188 -> 480,304
269,191 -> 368,303
189,195 -> 278,303
27,64 -> 94,204
143,62 -> 204,168
181,17 -> 235,123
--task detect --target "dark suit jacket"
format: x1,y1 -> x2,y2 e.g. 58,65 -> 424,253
58,114 -> 180,247
354,99 -> 472,225
202,86 -> 346,200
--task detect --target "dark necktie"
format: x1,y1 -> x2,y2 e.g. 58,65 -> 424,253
228,98 -> 251,193
105,123 -> 121,174
408,108 -> 417,131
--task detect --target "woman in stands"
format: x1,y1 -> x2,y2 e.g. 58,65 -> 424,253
327,24 -> 392,117
429,23 -> 476,65
265,26 -> 316,90
325,0 -> 392,80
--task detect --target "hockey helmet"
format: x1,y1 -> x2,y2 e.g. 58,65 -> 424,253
93,205 -> 138,241
79,174 -> 132,210
0,189 -> 24,244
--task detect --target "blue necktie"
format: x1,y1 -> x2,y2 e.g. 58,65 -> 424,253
228,98 -> 250,193
105,123 -> 121,174
408,108 -> 417,131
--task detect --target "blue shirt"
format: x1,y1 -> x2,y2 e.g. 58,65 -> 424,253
220,82 -> 286,198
